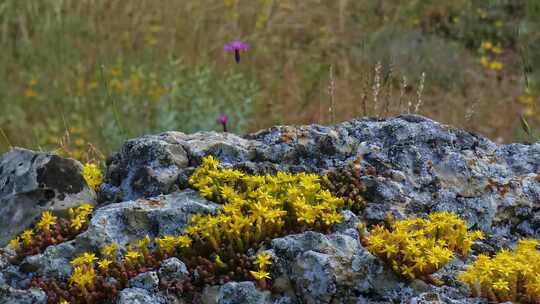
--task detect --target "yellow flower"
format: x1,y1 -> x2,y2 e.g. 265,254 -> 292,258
156,235 -> 177,255
97,259 -> 113,271
110,67 -> 122,78
71,252 -> 97,267
21,229 -> 34,246
83,163 -> 103,192
250,270 -> 271,280
480,56 -> 489,68
9,237 -> 20,251
102,242 -> 119,258
492,279 -> 510,292
124,250 -> 142,265
69,266 -> 95,289
255,252 -> 273,269
24,88 -> 38,98
215,255 -> 227,268
176,235 -> 192,248
59,300 -> 70,304
481,41 -> 493,50
70,216 -> 85,231
37,211 -> 57,232
492,46 -> 503,55
489,61 -> 503,71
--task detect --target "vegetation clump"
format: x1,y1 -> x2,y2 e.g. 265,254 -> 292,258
322,159 -> 368,214
9,204 -> 93,260
458,239 -> 540,303
82,162 -> 103,192
31,155 -> 344,303
359,211 -> 484,281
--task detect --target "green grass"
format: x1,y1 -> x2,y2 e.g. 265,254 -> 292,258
1,0 -> 540,160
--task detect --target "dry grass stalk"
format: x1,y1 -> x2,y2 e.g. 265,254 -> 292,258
414,72 -> 426,114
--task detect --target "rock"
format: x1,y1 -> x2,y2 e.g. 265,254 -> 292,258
271,231 -> 392,303
102,115 -> 540,249
129,271 -> 159,291
21,242 -> 76,279
117,287 -> 165,304
76,190 -> 219,250
217,281 -> 269,304
410,286 -> 488,304
3,115 -> 540,304
12,190 -> 218,285
0,148 -> 96,246
158,257 -> 189,284
0,285 -> 46,304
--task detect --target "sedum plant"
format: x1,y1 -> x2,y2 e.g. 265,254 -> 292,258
359,211 -> 483,281
458,239 -> 540,303
31,155 -> 345,303
9,204 -> 93,260
82,162 -> 103,192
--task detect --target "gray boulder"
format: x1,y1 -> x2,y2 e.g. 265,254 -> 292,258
271,231 -> 396,304
7,190 -> 218,288
129,271 -> 160,291
117,287 -> 165,304
103,115 -> 540,247
0,148 -> 96,246
0,285 -> 46,304
158,257 -> 189,284
217,281 -> 269,304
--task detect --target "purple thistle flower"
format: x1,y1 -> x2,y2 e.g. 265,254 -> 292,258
217,114 -> 229,132
224,40 -> 249,63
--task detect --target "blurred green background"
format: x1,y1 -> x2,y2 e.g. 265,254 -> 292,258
1,0 -> 539,161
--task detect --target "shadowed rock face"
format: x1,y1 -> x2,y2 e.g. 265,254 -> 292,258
0,148 -> 96,247
1,115 -> 539,303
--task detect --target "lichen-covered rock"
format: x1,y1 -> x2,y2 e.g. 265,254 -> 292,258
117,287 -> 166,304
271,231 -> 397,303
217,281 -> 269,304
0,285 -> 46,304
0,148 -> 96,246
103,115 -> 540,247
104,131 -> 257,201
5,190 -> 218,288
129,271 -> 159,291
3,115 -> 540,303
158,257 -> 189,284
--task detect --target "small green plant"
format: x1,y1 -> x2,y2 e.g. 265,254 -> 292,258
359,211 -> 483,281
458,239 -> 540,303
322,160 -> 367,214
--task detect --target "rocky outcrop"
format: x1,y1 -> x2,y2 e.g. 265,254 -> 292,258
0,148 -> 96,247
103,115 -> 540,243
1,115 -> 540,303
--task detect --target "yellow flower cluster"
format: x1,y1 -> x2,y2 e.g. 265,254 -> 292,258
188,156 -> 344,252
36,211 -> 57,234
9,204 -> 94,254
69,252 -> 97,292
23,77 -> 39,99
479,40 -> 503,72
69,203 -> 94,232
458,240 -> 540,303
83,163 -> 103,192
363,212 -> 484,280
250,252 -> 273,289
155,234 -> 192,256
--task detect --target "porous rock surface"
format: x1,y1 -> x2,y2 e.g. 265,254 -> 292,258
1,115 -> 540,303
0,148 -> 96,247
